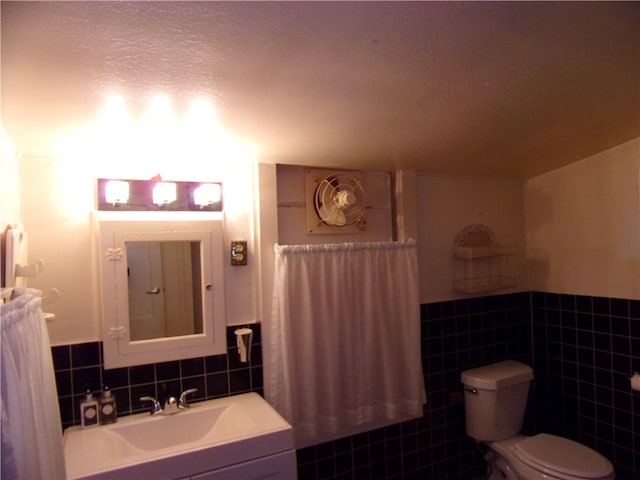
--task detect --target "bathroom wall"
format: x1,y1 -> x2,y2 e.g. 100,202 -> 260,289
532,292 -> 640,479
275,164 -> 394,245
272,166 -> 528,304
295,138 -> 640,479
11,134 -> 640,478
53,324 -> 264,430
0,129 -> 20,230
416,173 -> 527,304
269,165 -> 532,478
296,292 -> 533,480
523,138 -> 640,480
16,138 -> 638,344
15,153 -> 261,345
51,294 -> 640,479
524,137 -> 640,299
296,292 -> 639,480
53,292 -> 535,480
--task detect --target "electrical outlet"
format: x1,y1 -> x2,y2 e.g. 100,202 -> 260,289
231,241 -> 247,266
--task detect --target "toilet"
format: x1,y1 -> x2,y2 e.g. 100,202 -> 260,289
461,360 -> 615,480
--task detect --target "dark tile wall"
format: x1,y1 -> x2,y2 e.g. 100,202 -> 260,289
296,292 -> 533,480
531,292 -> 640,480
52,325 -> 263,430
295,292 -> 639,480
52,292 -> 640,480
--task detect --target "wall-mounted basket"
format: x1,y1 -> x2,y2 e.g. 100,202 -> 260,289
452,224 -> 516,294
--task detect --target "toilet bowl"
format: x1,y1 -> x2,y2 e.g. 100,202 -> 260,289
461,361 -> 615,480
488,434 -> 615,480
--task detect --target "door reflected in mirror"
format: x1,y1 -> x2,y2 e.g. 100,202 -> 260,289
126,241 -> 203,341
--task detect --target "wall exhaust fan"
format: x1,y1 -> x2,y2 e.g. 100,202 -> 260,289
305,169 -> 366,234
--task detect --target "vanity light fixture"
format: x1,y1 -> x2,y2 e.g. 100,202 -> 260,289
104,180 -> 130,205
152,182 -> 177,206
97,178 -> 223,212
193,183 -> 222,208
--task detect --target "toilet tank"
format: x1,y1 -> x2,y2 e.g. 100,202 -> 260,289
461,360 -> 533,442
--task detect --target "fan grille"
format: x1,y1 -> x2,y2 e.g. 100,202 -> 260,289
306,170 -> 366,234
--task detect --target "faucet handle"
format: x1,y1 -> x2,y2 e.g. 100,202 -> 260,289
178,388 -> 198,409
139,396 -> 163,415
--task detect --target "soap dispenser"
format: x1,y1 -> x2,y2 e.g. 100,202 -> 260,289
99,385 -> 117,424
80,389 -> 99,428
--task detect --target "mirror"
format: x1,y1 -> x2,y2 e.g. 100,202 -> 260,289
126,241 -> 203,341
96,214 -> 226,369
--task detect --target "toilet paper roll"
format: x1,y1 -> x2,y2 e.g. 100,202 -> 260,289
630,372 -> 640,391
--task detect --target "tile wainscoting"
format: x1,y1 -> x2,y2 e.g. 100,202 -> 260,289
531,292 -> 640,479
52,293 -> 640,479
52,325 -> 263,429
296,291 -> 533,480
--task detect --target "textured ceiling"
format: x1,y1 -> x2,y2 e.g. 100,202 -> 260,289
1,1 -> 639,178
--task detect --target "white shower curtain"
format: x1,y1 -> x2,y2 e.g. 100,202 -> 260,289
1,288 -> 66,480
268,240 -> 426,443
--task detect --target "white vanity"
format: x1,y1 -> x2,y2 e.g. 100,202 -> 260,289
64,393 -> 296,480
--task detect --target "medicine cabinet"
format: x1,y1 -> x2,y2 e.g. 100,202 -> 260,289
95,213 -> 226,369
452,224 -> 516,294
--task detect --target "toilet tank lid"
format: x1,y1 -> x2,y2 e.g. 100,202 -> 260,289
461,360 -> 533,390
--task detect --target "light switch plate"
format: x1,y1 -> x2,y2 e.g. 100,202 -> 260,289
231,241 -> 247,266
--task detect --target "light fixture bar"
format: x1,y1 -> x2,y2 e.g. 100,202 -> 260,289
97,179 -> 223,212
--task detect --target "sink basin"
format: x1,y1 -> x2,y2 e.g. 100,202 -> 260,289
110,404 -> 228,451
64,393 -> 294,480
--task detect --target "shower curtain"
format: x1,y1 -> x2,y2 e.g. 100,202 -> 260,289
268,240 -> 426,443
1,288 -> 66,479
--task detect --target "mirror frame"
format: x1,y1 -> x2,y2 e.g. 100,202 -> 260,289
95,212 -> 226,369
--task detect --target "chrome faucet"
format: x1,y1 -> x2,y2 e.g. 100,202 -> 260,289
139,396 -> 163,416
139,388 -> 198,416
163,395 -> 180,414
178,388 -> 198,409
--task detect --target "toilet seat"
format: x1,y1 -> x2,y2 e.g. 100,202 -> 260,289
513,433 -> 614,479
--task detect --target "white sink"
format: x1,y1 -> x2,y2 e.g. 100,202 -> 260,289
109,403 -> 228,451
64,393 -> 294,480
